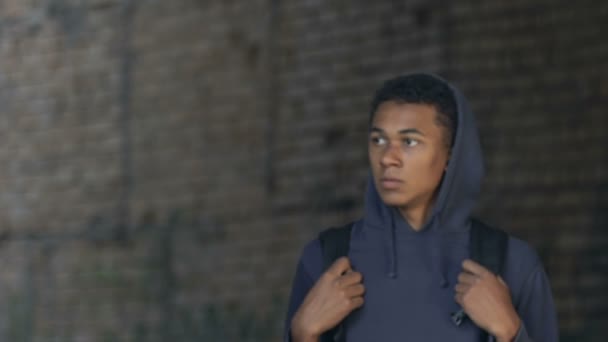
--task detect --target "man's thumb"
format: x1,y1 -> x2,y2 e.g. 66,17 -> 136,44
328,256 -> 351,276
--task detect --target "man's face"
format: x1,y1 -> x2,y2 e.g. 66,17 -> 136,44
368,101 -> 451,210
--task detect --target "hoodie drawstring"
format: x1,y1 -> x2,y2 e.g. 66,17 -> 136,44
438,231 -> 449,288
384,212 -> 449,286
387,215 -> 397,278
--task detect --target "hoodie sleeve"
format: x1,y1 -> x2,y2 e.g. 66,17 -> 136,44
511,263 -> 559,342
283,240 -> 323,342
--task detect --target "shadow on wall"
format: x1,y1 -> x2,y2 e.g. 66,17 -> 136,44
1,210 -> 286,342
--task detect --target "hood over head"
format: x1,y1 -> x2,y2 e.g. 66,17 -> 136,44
362,72 -> 484,285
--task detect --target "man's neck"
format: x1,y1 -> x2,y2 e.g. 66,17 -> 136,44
398,200 -> 435,231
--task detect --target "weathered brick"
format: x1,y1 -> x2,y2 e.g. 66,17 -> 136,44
0,0 -> 606,341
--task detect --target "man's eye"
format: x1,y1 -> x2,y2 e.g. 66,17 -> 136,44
371,136 -> 387,145
404,138 -> 419,147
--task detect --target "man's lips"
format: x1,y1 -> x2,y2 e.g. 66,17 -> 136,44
380,177 -> 403,190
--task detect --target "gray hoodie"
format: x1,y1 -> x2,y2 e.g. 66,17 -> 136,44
284,73 -> 558,342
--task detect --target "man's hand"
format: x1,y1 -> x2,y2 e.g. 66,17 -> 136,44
291,257 -> 365,342
455,259 -> 521,342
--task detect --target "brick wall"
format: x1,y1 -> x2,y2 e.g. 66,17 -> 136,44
444,2 -> 608,339
0,0 -> 606,341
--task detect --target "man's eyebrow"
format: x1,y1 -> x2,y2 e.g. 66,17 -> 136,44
370,127 -> 425,136
398,128 -> 425,136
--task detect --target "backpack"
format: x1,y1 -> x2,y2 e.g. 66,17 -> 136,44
318,218 -> 508,342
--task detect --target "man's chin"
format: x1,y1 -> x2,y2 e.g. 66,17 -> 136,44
378,192 -> 409,207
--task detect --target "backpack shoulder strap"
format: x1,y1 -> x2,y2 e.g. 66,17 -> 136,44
318,222 -> 354,270
317,222 -> 354,342
466,218 -> 509,342
469,218 -> 509,275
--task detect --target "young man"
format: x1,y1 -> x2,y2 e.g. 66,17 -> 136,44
284,73 -> 558,342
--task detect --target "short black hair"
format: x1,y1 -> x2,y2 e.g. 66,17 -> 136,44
369,73 -> 458,148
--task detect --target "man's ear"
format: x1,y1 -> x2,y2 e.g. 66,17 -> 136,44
444,150 -> 451,171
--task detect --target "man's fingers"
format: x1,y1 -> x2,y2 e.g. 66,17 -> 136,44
345,284 -> 365,297
454,293 -> 463,306
457,272 -> 478,285
461,259 -> 491,277
454,283 -> 469,294
328,257 -> 352,276
348,296 -> 364,310
337,271 -> 363,287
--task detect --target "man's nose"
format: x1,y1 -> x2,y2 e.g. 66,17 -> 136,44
380,143 -> 401,168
